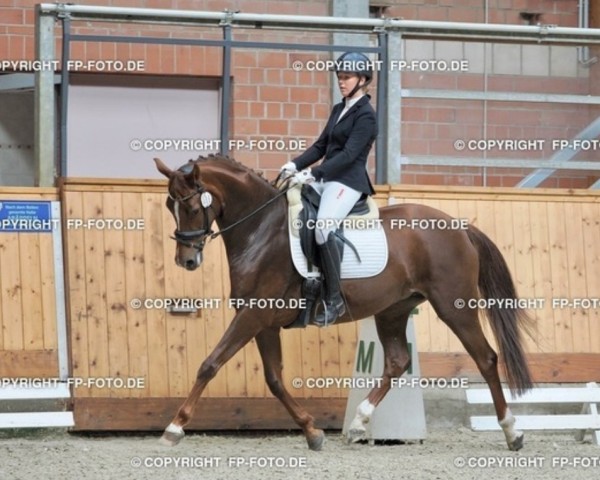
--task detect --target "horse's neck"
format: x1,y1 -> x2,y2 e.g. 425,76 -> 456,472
207,168 -> 283,257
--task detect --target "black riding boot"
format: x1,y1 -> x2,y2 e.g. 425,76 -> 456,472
314,232 -> 345,327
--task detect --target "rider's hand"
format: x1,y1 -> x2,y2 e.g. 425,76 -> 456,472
293,168 -> 315,185
280,161 -> 297,177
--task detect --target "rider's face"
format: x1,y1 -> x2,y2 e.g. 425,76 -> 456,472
337,72 -> 364,98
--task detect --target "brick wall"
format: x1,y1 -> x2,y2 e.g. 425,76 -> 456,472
0,0 -> 598,187
390,0 -> 597,187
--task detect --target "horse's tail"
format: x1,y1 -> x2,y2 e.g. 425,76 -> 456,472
466,225 -> 534,395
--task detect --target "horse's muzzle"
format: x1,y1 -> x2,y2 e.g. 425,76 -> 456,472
177,250 -> 202,271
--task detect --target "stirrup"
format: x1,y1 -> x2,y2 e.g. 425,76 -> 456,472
314,299 -> 345,327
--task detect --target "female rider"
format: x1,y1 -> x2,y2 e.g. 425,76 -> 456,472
281,52 -> 378,326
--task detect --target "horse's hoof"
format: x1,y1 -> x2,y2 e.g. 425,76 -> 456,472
347,427 -> 367,444
508,433 -> 524,451
307,429 -> 325,451
159,427 -> 185,447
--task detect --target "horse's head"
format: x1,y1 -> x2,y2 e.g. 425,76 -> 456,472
155,157 -> 217,271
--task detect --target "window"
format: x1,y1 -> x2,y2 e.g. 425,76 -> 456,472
67,74 -> 220,178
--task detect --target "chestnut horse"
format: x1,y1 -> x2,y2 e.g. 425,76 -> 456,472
154,155 -> 533,451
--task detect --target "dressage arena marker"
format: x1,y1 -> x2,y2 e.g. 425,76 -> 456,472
342,315 -> 427,442
467,382 -> 600,445
0,201 -> 72,429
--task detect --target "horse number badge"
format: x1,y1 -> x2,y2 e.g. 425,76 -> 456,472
201,192 -> 213,208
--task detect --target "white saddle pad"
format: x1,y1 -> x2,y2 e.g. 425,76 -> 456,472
288,220 -> 389,279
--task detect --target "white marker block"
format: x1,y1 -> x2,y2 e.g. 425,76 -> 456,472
342,315 -> 427,441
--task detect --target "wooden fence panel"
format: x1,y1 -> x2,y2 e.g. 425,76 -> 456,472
582,202 -> 600,354
0,189 -> 60,378
388,186 -> 600,363
122,192 -> 148,399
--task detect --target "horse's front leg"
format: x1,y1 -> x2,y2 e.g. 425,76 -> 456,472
255,327 -> 325,450
160,307 -> 262,446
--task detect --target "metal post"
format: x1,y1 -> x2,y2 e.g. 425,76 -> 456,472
34,7 -> 56,186
60,16 -> 71,177
386,31 -> 402,184
375,30 -> 388,184
516,115 -> 600,187
219,23 -> 232,157
51,201 -> 70,380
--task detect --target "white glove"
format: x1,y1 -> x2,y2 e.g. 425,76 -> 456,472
293,168 -> 315,185
280,161 -> 297,176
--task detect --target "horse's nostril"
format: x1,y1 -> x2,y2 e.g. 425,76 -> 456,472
185,259 -> 197,270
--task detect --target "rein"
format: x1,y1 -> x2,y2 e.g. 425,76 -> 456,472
170,175 -> 293,251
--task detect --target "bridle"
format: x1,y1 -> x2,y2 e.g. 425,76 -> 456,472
169,184 -> 216,251
169,174 -> 293,252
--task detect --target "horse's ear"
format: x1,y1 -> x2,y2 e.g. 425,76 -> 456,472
192,161 -> 202,183
154,157 -> 173,178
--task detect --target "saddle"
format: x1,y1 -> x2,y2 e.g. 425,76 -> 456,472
284,183 -> 380,329
288,184 -> 379,259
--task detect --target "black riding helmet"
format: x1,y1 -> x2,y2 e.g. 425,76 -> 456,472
334,51 -> 374,98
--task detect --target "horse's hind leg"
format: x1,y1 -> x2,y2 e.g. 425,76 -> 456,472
428,290 -> 523,450
347,305 -> 412,443
255,327 -> 325,451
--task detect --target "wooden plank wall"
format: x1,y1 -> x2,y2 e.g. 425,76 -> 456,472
389,186 -> 600,352
0,188 -> 60,378
0,181 -> 592,429
62,180 -> 600,410
389,185 -> 600,382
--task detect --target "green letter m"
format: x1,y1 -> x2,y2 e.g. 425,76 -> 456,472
356,340 -> 375,374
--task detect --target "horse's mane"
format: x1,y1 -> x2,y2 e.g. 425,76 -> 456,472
178,154 -> 277,192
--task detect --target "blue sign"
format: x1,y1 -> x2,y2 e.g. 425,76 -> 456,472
0,201 -> 55,233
